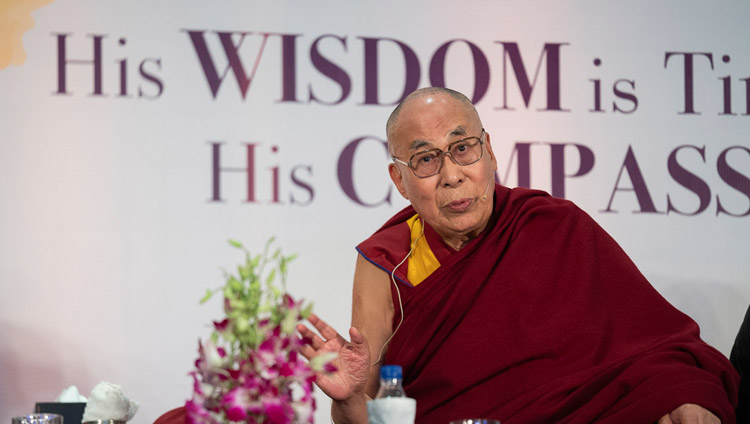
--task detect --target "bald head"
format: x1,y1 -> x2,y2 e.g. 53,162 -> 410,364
386,87 -> 481,154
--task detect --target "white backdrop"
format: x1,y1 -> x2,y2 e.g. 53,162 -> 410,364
1,1 -> 749,423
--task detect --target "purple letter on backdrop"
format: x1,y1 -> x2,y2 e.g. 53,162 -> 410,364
289,165 -> 314,205
549,143 -> 595,199
279,33 -> 302,103
497,143 -> 532,189
309,34 -> 351,105
185,30 -> 271,99
666,145 -> 711,215
138,58 -> 164,99
209,142 -> 258,203
496,42 -> 569,111
360,37 -> 420,106
54,33 -> 105,96
612,79 -> 638,114
429,39 -> 490,103
664,52 -> 714,115
716,146 -> 750,217
602,146 -> 662,214
337,136 -> 392,207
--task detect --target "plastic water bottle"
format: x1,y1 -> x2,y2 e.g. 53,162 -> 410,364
375,365 -> 406,398
368,365 -> 415,423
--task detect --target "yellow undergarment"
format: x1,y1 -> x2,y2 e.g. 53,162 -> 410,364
406,214 -> 441,286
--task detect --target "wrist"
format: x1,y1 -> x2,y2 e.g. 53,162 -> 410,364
331,391 -> 369,424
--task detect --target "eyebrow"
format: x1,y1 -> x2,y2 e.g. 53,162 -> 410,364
409,126 -> 468,151
409,139 -> 431,151
450,126 -> 468,137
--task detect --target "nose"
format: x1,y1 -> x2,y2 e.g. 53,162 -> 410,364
440,150 -> 461,165
438,152 -> 464,187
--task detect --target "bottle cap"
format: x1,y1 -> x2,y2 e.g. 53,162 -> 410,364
380,365 -> 403,379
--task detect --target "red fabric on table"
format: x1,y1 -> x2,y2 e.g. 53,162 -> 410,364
357,185 -> 739,424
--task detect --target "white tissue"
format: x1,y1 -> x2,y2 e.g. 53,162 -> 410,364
56,385 -> 87,402
82,381 -> 139,422
367,397 -> 416,424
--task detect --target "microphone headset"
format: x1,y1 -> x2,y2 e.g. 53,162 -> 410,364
370,220 -> 424,366
481,174 -> 494,201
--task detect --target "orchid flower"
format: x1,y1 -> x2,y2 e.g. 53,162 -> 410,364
186,239 -> 332,424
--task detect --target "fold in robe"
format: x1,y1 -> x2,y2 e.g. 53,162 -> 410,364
357,185 -> 738,424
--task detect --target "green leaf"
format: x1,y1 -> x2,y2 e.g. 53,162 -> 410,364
238,264 -> 249,280
301,302 -> 314,319
228,276 -> 241,290
281,309 -> 298,334
200,288 -> 214,304
279,254 -> 297,274
199,237 -> 307,352
266,268 -> 277,285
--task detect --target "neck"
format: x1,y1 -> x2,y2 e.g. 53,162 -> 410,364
443,235 -> 475,251
434,214 -> 493,251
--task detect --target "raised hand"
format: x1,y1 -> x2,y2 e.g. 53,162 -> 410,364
297,313 -> 372,401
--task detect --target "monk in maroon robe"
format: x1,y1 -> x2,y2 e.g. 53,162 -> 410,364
298,87 -> 738,423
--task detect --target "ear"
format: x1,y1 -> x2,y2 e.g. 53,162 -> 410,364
388,163 -> 409,199
484,132 -> 498,172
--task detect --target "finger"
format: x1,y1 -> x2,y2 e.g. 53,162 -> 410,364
349,327 -> 372,364
349,326 -> 366,345
298,344 -> 316,360
296,324 -> 326,350
309,313 -> 342,341
296,323 -> 317,340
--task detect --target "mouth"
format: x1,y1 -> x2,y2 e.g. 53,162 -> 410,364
444,198 -> 473,212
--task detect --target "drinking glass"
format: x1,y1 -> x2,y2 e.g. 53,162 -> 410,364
449,420 -> 500,424
12,414 -> 63,424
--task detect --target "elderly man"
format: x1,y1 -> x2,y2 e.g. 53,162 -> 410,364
298,87 -> 738,423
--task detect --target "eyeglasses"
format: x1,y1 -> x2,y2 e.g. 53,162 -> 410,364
391,129 -> 485,178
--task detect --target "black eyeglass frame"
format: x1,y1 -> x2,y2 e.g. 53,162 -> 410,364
391,129 -> 486,178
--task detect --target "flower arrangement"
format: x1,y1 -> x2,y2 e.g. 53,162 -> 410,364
186,239 -> 334,424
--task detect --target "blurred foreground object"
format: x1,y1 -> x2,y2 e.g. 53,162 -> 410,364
185,238 -> 334,424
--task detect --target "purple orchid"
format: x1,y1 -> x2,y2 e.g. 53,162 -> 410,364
186,239 -> 332,423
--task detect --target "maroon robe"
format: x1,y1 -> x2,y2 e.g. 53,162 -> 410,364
357,185 -> 738,424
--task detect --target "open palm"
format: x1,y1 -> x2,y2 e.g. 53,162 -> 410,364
298,314 -> 371,401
